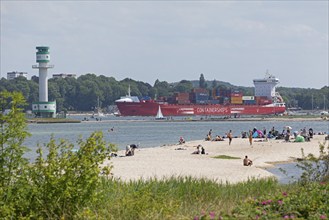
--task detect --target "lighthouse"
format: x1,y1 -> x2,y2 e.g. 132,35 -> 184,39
32,46 -> 56,118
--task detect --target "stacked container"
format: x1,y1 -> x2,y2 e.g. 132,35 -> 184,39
242,96 -> 256,105
190,88 -> 209,104
174,92 -> 191,104
231,91 -> 243,104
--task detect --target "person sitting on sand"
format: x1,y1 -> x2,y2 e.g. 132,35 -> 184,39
243,155 -> 253,166
213,135 -> 223,141
125,144 -> 138,156
192,145 -> 201,154
179,136 -> 185,144
205,134 -> 211,141
201,146 -> 205,154
125,145 -> 132,156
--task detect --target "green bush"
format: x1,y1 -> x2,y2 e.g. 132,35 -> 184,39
0,91 -> 116,219
231,182 -> 328,219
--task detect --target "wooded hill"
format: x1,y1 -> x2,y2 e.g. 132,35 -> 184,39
0,73 -> 328,112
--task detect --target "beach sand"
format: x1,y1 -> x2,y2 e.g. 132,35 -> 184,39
106,135 -> 328,184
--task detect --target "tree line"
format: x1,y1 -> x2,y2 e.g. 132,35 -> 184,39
0,73 -> 328,112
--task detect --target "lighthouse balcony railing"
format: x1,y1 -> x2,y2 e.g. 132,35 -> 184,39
32,64 -> 54,69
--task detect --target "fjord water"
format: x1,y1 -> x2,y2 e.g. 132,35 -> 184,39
24,116 -> 328,184
25,116 -> 328,158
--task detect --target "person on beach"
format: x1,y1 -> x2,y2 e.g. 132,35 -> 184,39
243,156 -> 253,166
213,135 -> 223,141
248,130 -> 253,145
125,144 -> 138,156
227,130 -> 233,145
192,145 -> 201,154
179,136 -> 185,144
201,146 -> 206,154
208,129 -> 212,138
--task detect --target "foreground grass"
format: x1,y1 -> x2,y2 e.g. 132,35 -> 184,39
75,177 -> 293,220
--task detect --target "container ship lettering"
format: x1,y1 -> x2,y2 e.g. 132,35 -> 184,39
115,74 -> 286,117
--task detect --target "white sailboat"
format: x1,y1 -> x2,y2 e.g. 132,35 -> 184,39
96,96 -> 104,117
155,105 -> 165,120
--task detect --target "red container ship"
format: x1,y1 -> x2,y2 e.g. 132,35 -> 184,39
115,74 -> 286,117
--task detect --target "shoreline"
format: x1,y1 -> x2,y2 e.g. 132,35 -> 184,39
106,135 -> 328,184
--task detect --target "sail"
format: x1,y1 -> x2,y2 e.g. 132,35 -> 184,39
156,106 -> 164,119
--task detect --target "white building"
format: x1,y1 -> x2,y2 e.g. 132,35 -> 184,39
7,71 -> 28,80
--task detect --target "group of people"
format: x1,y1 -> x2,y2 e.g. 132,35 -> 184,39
205,129 -> 233,145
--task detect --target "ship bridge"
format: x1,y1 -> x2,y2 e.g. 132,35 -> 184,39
253,71 -> 280,99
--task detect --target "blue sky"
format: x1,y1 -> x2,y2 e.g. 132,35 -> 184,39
1,1 -> 328,88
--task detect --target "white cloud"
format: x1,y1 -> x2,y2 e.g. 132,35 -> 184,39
1,1 -> 328,88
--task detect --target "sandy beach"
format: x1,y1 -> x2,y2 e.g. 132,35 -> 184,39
107,135 -> 328,184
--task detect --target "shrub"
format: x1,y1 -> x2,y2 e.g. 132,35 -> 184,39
0,91 -> 116,219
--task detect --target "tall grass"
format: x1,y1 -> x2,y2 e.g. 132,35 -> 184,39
75,177 -> 292,219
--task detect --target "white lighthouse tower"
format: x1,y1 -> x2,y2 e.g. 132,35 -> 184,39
32,46 -> 56,118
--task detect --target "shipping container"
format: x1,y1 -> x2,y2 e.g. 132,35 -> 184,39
231,100 -> 243,104
243,100 -> 256,105
242,96 -> 255,101
231,96 -> 243,101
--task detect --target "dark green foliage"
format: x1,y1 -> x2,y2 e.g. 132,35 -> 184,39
0,91 -> 116,219
232,182 -> 329,219
0,91 -> 31,218
0,74 -> 327,111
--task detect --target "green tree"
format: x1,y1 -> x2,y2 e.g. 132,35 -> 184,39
0,91 -> 31,216
175,80 -> 193,93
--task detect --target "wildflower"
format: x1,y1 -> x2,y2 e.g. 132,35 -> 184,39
283,215 -> 289,219
290,215 -> 295,219
278,200 -> 283,205
320,215 -> 327,219
255,215 -> 259,220
209,211 -> 215,219
194,216 -> 199,220
282,192 -> 287,196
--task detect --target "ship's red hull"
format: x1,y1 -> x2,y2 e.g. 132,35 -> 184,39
116,102 -> 286,116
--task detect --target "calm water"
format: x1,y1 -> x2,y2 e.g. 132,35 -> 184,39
24,116 -> 328,183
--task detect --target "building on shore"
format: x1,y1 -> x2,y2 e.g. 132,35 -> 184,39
7,71 -> 28,80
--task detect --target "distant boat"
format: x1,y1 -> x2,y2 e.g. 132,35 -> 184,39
155,106 -> 165,120
96,96 -> 104,117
